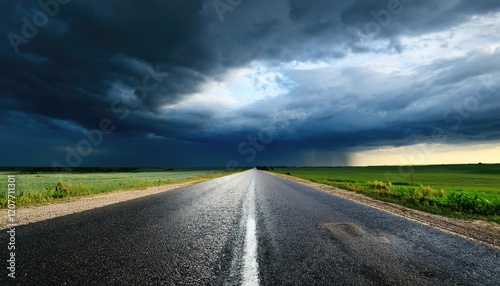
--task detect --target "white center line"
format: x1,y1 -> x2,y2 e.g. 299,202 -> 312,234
242,174 -> 260,286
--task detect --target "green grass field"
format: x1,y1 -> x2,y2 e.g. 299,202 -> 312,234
1,168 -> 228,207
272,164 -> 500,222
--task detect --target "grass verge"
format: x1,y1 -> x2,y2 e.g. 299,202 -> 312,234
271,165 -> 500,223
0,168 -> 233,208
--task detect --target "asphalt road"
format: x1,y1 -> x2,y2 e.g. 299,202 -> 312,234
1,169 -> 499,285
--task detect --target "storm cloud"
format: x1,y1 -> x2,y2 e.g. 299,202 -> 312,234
1,0 -> 499,167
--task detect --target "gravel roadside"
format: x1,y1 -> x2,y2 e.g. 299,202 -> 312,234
0,179 -> 206,230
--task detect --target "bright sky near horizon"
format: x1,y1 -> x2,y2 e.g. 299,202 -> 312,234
1,0 -> 499,167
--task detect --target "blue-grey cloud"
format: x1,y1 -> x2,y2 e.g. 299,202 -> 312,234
1,0 -> 500,167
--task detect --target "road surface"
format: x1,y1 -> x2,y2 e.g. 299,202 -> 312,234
1,169 -> 499,285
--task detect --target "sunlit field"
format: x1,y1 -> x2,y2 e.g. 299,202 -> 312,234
272,164 -> 500,222
1,168 -> 228,207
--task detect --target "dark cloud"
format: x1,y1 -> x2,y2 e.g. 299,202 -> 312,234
1,0 -> 500,167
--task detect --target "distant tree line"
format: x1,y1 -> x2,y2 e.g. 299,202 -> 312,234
255,166 -> 273,170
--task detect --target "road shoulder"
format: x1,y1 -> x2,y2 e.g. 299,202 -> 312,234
1,179 -> 205,229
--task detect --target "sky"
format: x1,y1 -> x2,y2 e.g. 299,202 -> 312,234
1,0 -> 500,168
